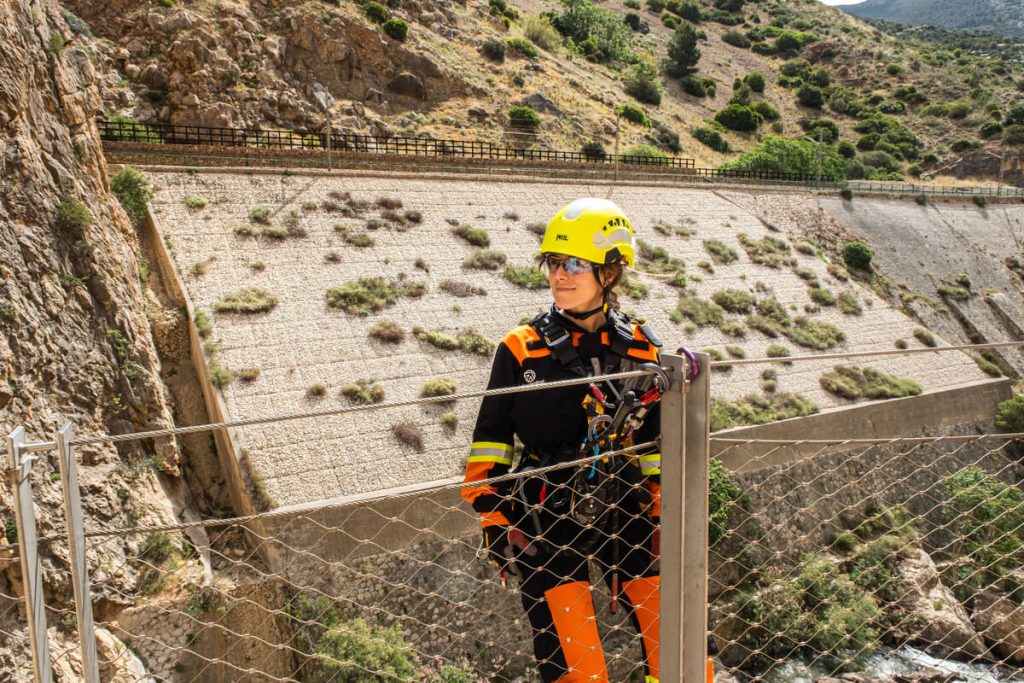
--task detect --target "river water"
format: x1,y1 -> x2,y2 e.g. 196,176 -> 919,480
759,646 -> 1024,683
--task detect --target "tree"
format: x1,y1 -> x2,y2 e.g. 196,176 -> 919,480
623,54 -> 663,105
720,136 -> 846,180
666,21 -> 701,76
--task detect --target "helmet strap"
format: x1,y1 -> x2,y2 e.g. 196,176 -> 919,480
563,302 -> 606,321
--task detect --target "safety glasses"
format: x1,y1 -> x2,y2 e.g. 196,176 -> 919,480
540,254 -> 595,275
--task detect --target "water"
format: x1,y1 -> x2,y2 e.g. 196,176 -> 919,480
759,646 -> 1024,683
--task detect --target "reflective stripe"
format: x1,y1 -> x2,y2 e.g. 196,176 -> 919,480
639,453 -> 661,474
468,441 -> 514,464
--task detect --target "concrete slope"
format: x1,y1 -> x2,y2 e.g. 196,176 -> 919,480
148,169 -> 990,506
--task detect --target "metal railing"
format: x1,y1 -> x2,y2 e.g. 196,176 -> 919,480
95,118 -> 850,184
3,354 -> 710,682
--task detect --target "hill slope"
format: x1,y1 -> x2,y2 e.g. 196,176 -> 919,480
58,0 -> 1024,181
842,0 -> 1024,39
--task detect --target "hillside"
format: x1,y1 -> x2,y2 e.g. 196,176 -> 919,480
842,0 -> 1024,39
58,0 -> 1024,183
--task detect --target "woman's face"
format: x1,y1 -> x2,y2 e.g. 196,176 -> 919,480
545,254 -> 605,312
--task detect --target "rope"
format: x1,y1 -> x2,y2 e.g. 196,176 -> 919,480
77,440 -> 657,541
707,339 -> 1024,367
67,368 -> 662,448
711,431 -> 1024,446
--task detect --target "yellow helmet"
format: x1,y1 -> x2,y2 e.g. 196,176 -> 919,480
539,198 -> 636,267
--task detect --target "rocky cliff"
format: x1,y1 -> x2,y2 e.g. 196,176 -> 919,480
0,0 -> 201,674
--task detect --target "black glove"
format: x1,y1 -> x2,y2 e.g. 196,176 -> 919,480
482,526 -> 536,587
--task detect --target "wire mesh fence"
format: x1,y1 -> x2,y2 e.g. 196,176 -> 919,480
708,433 -> 1024,682
6,347 -> 1024,681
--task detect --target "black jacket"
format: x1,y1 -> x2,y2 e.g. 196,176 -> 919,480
461,309 -> 662,527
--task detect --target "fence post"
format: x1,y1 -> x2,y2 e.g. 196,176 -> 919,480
659,351 -> 709,680
6,427 -> 53,683
55,422 -> 99,683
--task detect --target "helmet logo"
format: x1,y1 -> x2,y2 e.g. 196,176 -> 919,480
555,233 -> 569,241
523,369 -> 537,383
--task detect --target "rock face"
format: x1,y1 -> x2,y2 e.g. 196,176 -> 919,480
60,0 -> 465,133
0,0 -> 185,673
895,549 -> 987,658
971,589 -> 1024,664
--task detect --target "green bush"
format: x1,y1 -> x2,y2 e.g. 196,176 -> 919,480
709,458 -> 741,544
785,317 -> 845,350
744,72 -> 765,92
508,105 -> 540,127
555,0 -> 635,63
56,196 -> 92,234
214,287 -> 279,314
680,75 -> 715,98
524,14 -> 561,51
314,619 -> 416,681
944,467 -> 1024,599
800,117 -> 839,144
715,104 -> 762,132
671,293 -> 725,327
797,83 -> 824,108
618,102 -> 651,128
463,250 -> 507,270
819,365 -> 922,400
703,239 -> 738,264
711,392 -> 818,431
582,140 -> 607,160
950,137 -> 981,153
110,166 -> 153,225
1004,125 -> 1024,145
661,14 -> 680,29
842,241 -> 872,270
506,37 -> 539,58
980,120 -> 1003,139
749,101 -> 780,122
452,223 -> 490,247
504,265 -> 548,289
482,38 -> 505,62
721,29 -> 750,48
326,278 -> 424,315
670,0 -> 700,21
622,56 -> 662,105
995,395 -> 1024,432
712,289 -> 754,314
383,17 -> 408,40
363,1 -> 389,23
720,136 -> 846,180
692,126 -> 730,152
621,144 -> 667,163
738,234 -> 789,268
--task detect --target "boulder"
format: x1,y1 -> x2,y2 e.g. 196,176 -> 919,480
896,549 -> 987,658
971,589 -> 1024,664
467,106 -> 490,121
404,51 -> 443,79
517,90 -> 559,114
387,72 -> 427,100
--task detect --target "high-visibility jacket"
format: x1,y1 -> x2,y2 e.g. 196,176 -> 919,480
461,309 -> 662,528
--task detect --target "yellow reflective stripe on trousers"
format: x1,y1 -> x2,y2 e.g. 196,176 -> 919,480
639,453 -> 661,475
467,441 -> 514,465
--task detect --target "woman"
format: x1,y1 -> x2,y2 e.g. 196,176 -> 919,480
461,198 -> 663,683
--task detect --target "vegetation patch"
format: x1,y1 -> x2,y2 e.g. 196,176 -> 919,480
912,328 -> 936,347
746,297 -> 792,337
56,196 -> 92,235
185,196 -> 208,209
809,287 -> 836,306
843,241 -> 873,271
784,317 -> 845,350
820,366 -> 922,401
452,223 -> 490,247
995,395 -> 1024,432
340,379 -> 386,405
439,280 -> 487,297
710,392 -> 818,431
110,167 -> 153,226
334,225 -> 375,248
703,239 -> 738,265
620,273 -> 649,299
712,289 -> 754,314
413,326 -> 459,351
214,287 -> 279,314
671,293 -> 725,327
393,422 -> 424,451
326,278 -> 425,315
463,250 -> 507,270
369,320 -> 405,343
420,378 -> 457,398
505,265 -> 548,289
766,344 -> 792,361
637,240 -> 685,274
738,234 -> 790,268
837,291 -> 862,316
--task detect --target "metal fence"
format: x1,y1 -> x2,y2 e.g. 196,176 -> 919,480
4,354 -> 710,683
95,118 -> 844,184
847,180 -> 1024,199
6,343 -> 1024,682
